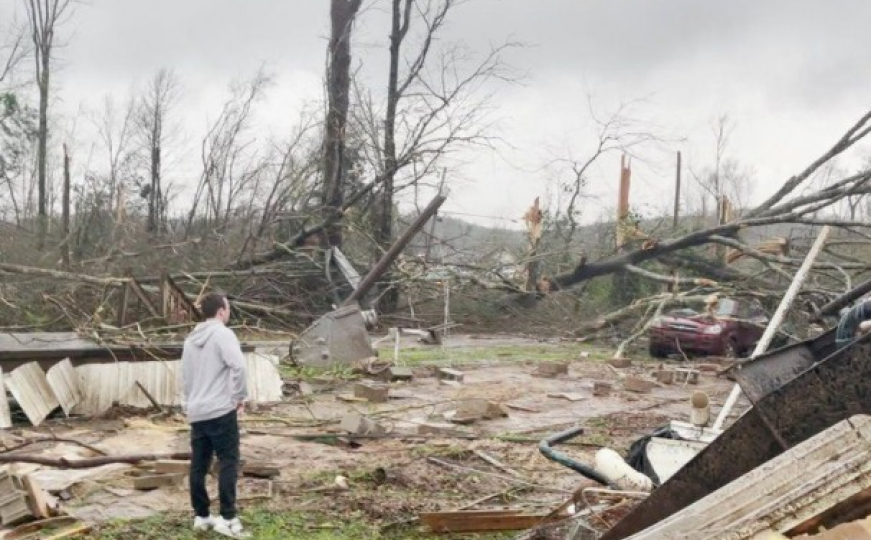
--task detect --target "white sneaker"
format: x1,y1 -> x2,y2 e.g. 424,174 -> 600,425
213,516 -> 250,538
193,515 -> 216,531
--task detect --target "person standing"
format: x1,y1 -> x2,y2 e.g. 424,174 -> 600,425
181,292 -> 249,538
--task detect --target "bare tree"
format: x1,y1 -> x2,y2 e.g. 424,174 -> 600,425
0,16 -> 34,226
23,0 -> 75,247
92,94 -> 137,219
185,70 -> 271,235
136,68 -> 180,234
0,15 -> 28,89
322,0 -> 364,248
368,0 -> 517,254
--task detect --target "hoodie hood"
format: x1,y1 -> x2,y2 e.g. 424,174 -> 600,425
188,319 -> 224,348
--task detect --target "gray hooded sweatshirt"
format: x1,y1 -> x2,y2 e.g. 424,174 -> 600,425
180,319 -> 249,423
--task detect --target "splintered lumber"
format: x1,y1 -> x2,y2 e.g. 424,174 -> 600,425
420,510 -> 556,532
23,474 -> 55,519
0,262 -> 296,318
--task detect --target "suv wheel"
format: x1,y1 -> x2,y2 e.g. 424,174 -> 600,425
649,345 -> 668,359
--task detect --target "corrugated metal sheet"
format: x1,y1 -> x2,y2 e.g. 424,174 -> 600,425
5,362 -> 60,426
245,353 -> 282,403
73,362 -> 176,415
45,359 -> 83,415
121,361 -> 181,409
624,416 -> 871,540
73,355 -> 280,416
73,362 -> 132,416
0,369 -> 11,429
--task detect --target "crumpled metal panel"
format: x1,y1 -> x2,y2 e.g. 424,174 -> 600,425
729,328 -> 837,403
0,369 -> 11,429
74,361 -> 180,414
624,416 -> 871,540
73,362 -> 133,415
121,361 -> 181,409
5,362 -> 60,426
602,331 -> 871,540
45,359 -> 84,415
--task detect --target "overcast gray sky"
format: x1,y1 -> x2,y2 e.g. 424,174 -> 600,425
3,0 -> 871,228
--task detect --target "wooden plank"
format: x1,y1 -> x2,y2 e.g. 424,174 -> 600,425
420,510 -> 553,532
23,474 -> 55,519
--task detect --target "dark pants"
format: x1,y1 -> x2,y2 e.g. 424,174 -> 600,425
190,410 -> 240,519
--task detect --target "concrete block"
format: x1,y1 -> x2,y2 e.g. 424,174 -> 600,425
353,382 -> 389,403
675,368 -> 700,385
154,460 -> 191,474
624,377 -> 655,394
439,379 -> 463,388
533,362 -> 569,378
378,366 -> 414,382
593,382 -> 612,397
654,370 -> 675,384
133,473 -> 185,491
437,368 -> 465,382
608,358 -> 632,369
340,414 -> 386,436
453,399 -> 509,423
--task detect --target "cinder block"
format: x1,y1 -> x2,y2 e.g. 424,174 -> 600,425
533,362 -> 569,378
675,368 -> 700,385
607,358 -> 632,369
353,382 -> 389,403
654,370 -> 675,384
624,377 -> 655,394
437,368 -> 465,382
593,382 -> 612,397
383,366 -> 414,381
340,414 -> 386,436
133,473 -> 185,491
154,460 -> 190,474
453,399 -> 509,423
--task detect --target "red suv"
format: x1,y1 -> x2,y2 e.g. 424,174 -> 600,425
647,298 -> 767,358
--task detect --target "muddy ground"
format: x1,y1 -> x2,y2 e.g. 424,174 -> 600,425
0,334 -> 741,537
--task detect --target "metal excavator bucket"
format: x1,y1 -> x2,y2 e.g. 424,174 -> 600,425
289,302 -> 376,367
288,194 -> 447,369
600,327 -> 868,540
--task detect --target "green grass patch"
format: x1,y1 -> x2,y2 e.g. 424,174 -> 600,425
395,343 -> 604,366
90,508 -> 511,540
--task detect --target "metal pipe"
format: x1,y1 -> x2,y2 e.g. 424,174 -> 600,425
713,225 -> 831,430
538,426 -> 613,487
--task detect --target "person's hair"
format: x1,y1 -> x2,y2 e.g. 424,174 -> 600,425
200,292 -> 228,319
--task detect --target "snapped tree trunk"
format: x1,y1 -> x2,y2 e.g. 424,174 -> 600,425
322,0 -> 363,247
